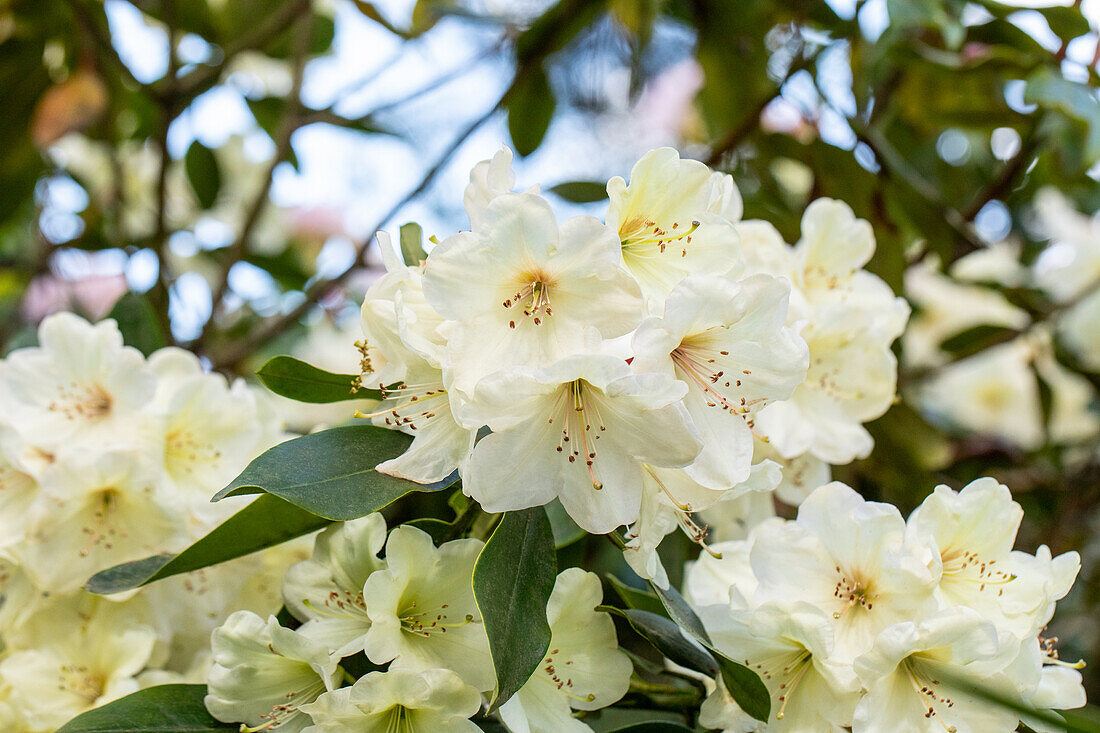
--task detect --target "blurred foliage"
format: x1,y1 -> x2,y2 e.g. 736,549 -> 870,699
1,0 -> 1099,702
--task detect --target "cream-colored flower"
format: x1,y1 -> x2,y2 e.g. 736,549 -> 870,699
362,526 -> 493,691
282,514 -> 388,657
459,354 -> 702,534
301,667 -> 482,733
205,611 -> 342,733
915,338 -> 1043,450
499,569 -> 632,733
605,147 -> 744,308
0,596 -> 159,733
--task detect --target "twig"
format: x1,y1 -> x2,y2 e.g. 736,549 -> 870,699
71,1 -> 150,92
959,127 -> 1040,221
165,0 -> 312,103
209,100 -> 502,370
197,14 -> 312,351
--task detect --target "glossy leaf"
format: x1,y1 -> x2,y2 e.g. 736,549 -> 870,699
56,684 -> 233,732
211,425 -> 458,520
601,606 -> 718,677
473,507 -> 557,711
256,355 -> 380,403
85,493 -> 329,594
651,582 -> 770,722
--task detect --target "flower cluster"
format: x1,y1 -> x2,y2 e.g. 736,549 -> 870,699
204,514 -> 632,732
0,313 -> 303,732
684,478 -> 1085,731
358,146 -> 908,585
905,189 -> 1100,454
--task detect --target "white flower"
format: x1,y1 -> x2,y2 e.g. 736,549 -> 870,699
148,349 -> 265,518
460,353 -> 702,534
0,312 -> 158,455
905,478 -> 1081,642
1059,289 -> 1100,372
0,432 -> 38,553
1032,188 -> 1100,303
631,274 -> 808,489
752,437 -> 830,506
623,461 -> 779,588
362,526 -> 493,691
358,234 -> 474,484
697,488 -> 781,545
683,537 -> 760,609
852,608 -> 1018,733
915,339 -> 1043,450
738,200 -> 909,465
17,450 -> 179,595
423,192 -> 643,395
605,147 -> 744,307
205,610 -> 342,733
361,231 -> 447,381
0,596 -> 159,733
698,602 -> 860,731
282,514 -> 388,657
499,569 -> 632,733
901,256 -> 1029,369
949,240 -> 1028,288
301,668 -> 482,733
750,483 -> 937,663
464,146 -> 531,230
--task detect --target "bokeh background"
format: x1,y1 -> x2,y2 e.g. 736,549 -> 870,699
2,0 -> 1100,700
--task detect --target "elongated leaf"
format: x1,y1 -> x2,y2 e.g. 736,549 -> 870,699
107,292 -> 166,356
86,494 -> 329,594
548,181 -> 608,203
545,499 -> 585,549
606,574 -> 670,619
506,66 -> 555,157
399,221 -> 426,266
600,606 -> 718,677
256,355 -> 380,403
184,141 -> 221,209
212,425 -> 458,520
650,582 -> 770,722
473,507 -> 557,711
56,684 -> 233,732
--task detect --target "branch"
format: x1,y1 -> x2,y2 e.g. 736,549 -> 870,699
959,127 -> 1040,221
72,1 -> 149,92
165,0 -> 312,103
197,15 -> 312,351
209,100 -> 501,371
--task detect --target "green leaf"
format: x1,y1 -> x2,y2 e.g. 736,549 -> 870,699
107,292 -> 166,356
939,324 -> 1019,359
545,499 -> 585,548
515,0 -> 610,64
399,221 -> 426,266
473,507 -> 557,711
606,574 -> 668,618
650,582 -> 771,722
256,355 -> 380,403
601,606 -> 718,677
56,684 -> 233,732
85,494 -> 329,594
211,425 -> 458,520
1037,6 -> 1091,43
184,141 -> 221,210
506,66 -> 555,157
548,181 -> 608,203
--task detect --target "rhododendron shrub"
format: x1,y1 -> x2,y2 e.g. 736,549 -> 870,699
5,148 -> 1090,733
